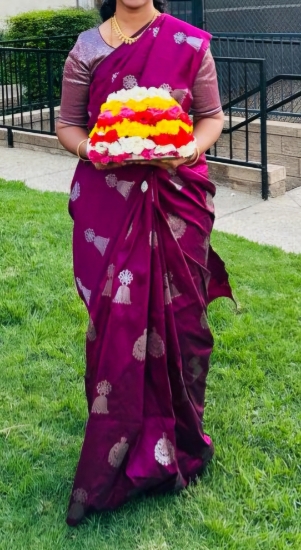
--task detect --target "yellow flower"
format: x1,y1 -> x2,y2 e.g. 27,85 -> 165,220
101,97 -> 178,116
96,120 -> 192,138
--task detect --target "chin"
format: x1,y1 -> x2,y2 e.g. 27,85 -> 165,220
119,0 -> 152,9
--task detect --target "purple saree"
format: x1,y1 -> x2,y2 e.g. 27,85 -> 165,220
67,14 -> 233,526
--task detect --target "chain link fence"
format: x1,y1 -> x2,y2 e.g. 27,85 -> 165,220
203,1 -> 301,33
169,1 -> 301,34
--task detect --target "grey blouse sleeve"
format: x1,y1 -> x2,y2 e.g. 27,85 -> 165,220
59,34 -> 91,127
58,29 -> 113,127
191,49 -> 222,119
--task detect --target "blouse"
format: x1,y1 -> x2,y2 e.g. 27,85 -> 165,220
59,27 -> 222,127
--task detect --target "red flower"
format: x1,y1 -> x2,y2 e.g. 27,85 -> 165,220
97,114 -> 123,127
104,129 -> 119,143
173,127 -> 194,148
152,133 -> 173,146
90,129 -> 119,146
179,112 -> 193,126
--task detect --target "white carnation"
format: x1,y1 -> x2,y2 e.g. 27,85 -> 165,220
143,139 -> 156,150
154,144 -> 176,155
131,86 -> 148,101
107,85 -> 172,104
131,138 -> 146,155
177,142 -> 196,157
118,137 -> 140,154
87,141 -> 109,155
148,86 -> 171,99
108,141 -> 123,156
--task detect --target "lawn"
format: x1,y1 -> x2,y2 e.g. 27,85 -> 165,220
0,179 -> 300,550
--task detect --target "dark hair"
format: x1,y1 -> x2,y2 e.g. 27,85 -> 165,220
100,1 -> 168,22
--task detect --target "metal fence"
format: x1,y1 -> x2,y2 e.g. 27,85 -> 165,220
167,1 -> 301,33
208,57 -> 268,199
0,46 -> 270,198
202,0 -> 301,33
168,0 -> 203,27
211,33 -> 301,121
0,47 -> 68,137
0,35 -> 77,51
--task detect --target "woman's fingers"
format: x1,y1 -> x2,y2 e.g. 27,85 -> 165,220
94,162 -> 126,170
93,158 -> 188,171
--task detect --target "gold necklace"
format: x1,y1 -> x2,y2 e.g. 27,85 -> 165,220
111,11 -> 159,45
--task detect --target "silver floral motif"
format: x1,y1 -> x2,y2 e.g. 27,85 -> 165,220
119,270 -> 133,286
70,181 -> 80,201
113,270 -> 133,305
153,27 -> 160,37
155,433 -> 175,466
102,264 -> 115,297
112,72 -> 119,82
85,228 -> 95,243
174,32 -> 187,44
167,214 -> 187,239
160,83 -> 173,93
108,437 -> 129,468
92,380 -> 112,414
76,277 -> 91,306
148,327 -> 165,358
123,75 -> 138,89
133,329 -> 147,361
106,174 -> 118,188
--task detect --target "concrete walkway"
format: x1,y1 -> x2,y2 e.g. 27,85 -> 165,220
1,147 -> 301,254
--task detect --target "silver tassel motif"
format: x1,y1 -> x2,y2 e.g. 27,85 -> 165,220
113,270 -> 133,305
102,264 -> 115,297
85,228 -> 110,256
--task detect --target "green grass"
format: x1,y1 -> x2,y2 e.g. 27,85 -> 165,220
0,179 -> 300,550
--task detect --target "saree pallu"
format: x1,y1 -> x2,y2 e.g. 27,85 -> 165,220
67,14 -> 233,526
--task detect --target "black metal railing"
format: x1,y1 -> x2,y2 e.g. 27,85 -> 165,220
208,57 -> 268,199
0,34 -> 78,51
168,0 -> 203,27
4,47 -> 300,199
0,47 -> 68,136
211,33 -> 301,121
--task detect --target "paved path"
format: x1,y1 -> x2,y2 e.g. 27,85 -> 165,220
1,148 -> 300,254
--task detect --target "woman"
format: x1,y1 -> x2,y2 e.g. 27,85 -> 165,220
57,0 -> 233,526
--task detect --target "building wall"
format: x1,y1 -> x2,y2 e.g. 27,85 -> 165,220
0,0 -> 95,29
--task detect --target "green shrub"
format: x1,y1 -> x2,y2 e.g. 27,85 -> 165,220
3,9 -> 100,108
5,8 -> 100,49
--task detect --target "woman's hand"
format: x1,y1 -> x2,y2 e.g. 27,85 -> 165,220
93,156 -> 190,171
94,162 -> 126,170
144,156 -> 190,171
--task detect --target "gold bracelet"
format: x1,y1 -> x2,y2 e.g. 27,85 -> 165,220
76,139 -> 89,161
184,147 -> 201,167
